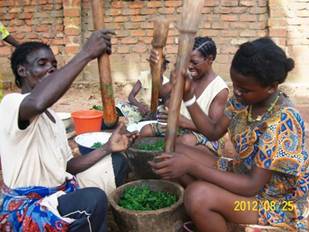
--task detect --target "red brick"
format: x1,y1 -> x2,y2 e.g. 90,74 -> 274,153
51,38 -> 65,45
122,9 -> 140,16
212,22 -> 230,29
158,8 -> 175,15
124,22 -> 140,29
221,15 -> 238,21
114,16 -> 127,23
166,45 -> 178,54
121,37 -> 138,45
240,0 -> 256,6
240,14 -> 258,22
132,44 -> 147,53
221,0 -> 238,6
214,7 -> 232,14
140,8 -> 157,15
35,25 -> 49,32
140,22 -> 153,29
117,45 -> 129,54
64,27 -> 81,36
65,45 -> 80,54
128,2 -> 144,9
165,1 -> 182,7
130,30 -> 145,37
24,6 -> 35,12
9,7 -> 21,13
250,7 -> 267,14
63,8 -> 80,17
111,1 -> 124,8
240,30 -> 257,37
107,9 -> 122,16
269,28 -> 287,37
130,16 -> 145,22
147,1 -> 161,8
204,0 -> 220,6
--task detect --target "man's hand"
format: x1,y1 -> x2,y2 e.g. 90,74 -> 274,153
82,29 -> 115,60
149,152 -> 192,179
105,123 -> 138,153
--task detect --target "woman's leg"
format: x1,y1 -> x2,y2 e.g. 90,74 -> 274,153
57,187 -> 108,232
184,181 -> 258,232
111,152 -> 128,187
175,143 -> 217,168
176,134 -> 197,146
173,143 -> 218,187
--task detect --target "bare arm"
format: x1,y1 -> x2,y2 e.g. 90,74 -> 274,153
67,144 -> 112,175
4,34 -> 19,47
179,88 -> 229,132
128,80 -> 142,107
188,163 -> 271,196
67,123 -> 137,175
181,75 -> 230,140
151,152 -> 272,197
19,29 -> 114,122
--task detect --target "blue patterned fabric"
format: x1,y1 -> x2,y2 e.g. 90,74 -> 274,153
0,179 -> 78,231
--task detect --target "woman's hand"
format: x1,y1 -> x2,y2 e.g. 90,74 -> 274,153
183,70 -> 194,101
156,105 -> 168,124
105,123 -> 138,153
148,49 -> 160,66
169,69 -> 194,101
149,152 -> 192,179
82,29 -> 115,60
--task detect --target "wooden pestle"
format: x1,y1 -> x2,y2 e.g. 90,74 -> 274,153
150,18 -> 170,113
164,0 -> 205,152
91,0 -> 118,128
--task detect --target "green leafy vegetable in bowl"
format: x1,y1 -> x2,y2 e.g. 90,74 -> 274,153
92,105 -> 103,111
118,185 -> 177,211
136,139 -> 165,151
91,142 -> 104,149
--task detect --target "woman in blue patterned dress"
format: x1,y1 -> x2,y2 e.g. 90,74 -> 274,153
150,37 -> 308,231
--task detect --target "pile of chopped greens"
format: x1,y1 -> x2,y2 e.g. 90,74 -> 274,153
91,142 -> 103,149
92,105 -> 103,111
118,185 -> 177,211
136,139 -> 165,151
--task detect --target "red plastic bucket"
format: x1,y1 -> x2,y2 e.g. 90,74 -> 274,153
71,110 -> 103,135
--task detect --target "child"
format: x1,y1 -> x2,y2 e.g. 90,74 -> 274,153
141,37 -> 229,154
116,56 -> 170,124
150,37 -> 308,231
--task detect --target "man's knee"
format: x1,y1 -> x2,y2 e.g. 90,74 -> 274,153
84,187 -> 108,213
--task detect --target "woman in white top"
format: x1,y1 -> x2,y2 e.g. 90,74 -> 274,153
0,30 -> 136,231
141,37 -> 229,154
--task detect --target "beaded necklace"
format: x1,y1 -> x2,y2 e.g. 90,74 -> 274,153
247,92 -> 281,123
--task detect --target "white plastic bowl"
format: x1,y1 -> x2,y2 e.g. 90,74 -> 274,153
74,132 -> 112,155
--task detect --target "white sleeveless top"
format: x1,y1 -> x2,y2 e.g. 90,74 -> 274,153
180,76 -> 228,119
0,93 -> 73,188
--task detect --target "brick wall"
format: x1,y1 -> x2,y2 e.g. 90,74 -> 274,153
268,0 -> 309,84
0,0 -> 308,90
